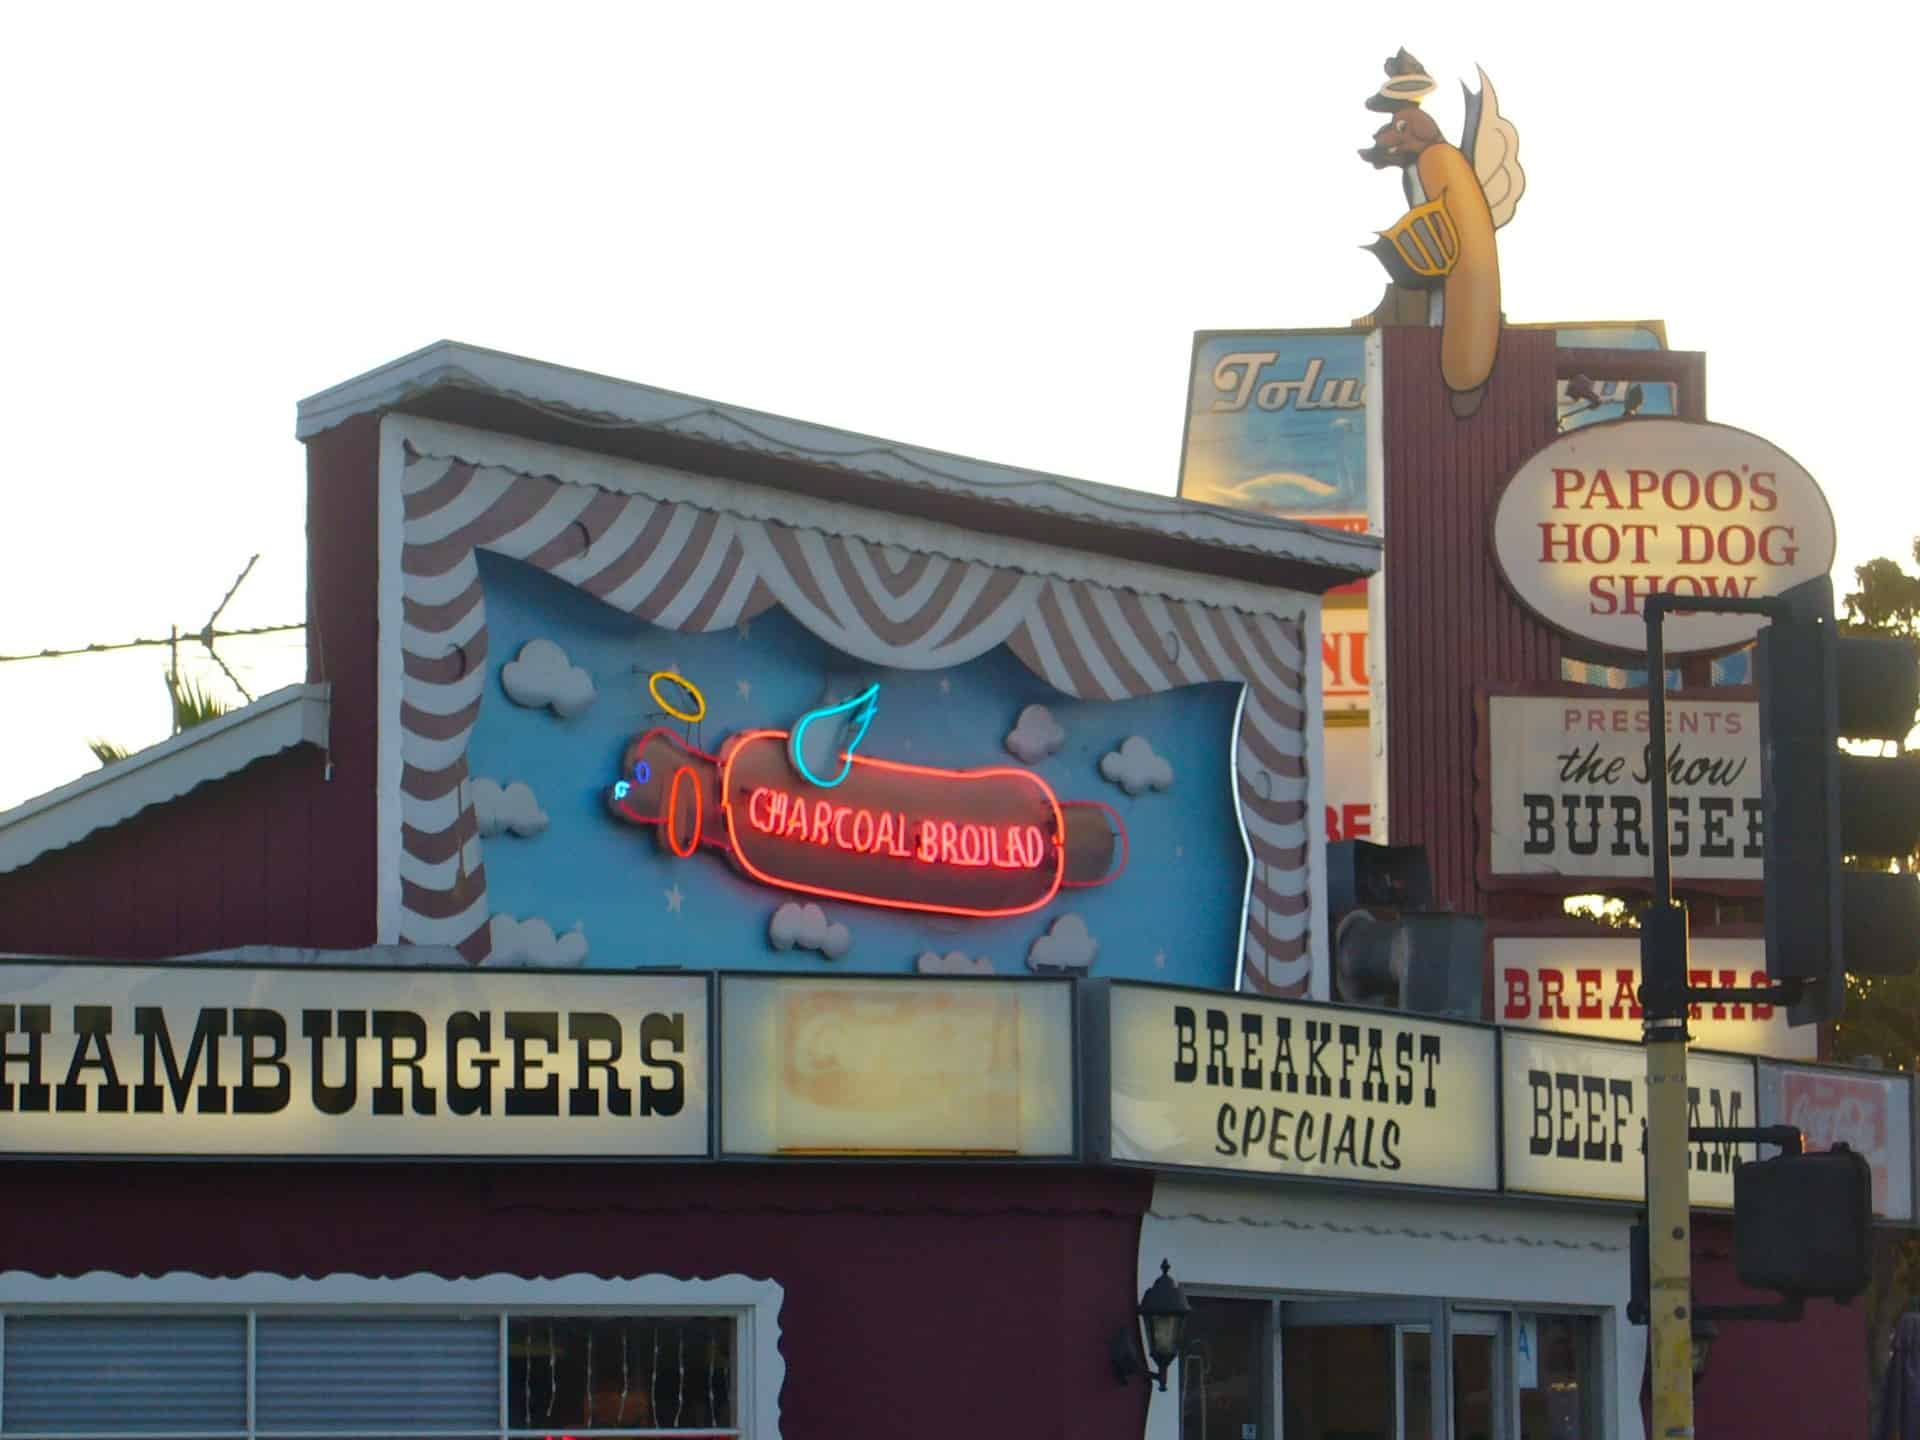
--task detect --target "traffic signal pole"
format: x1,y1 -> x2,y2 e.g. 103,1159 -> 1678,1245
1642,594 -> 1696,1438
1642,593 -> 1807,1438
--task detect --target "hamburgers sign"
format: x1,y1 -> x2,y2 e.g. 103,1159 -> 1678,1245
1491,419 -> 1836,655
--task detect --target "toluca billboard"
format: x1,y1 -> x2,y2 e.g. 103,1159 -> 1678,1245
1177,324 -> 1675,526
1090,981 -> 1499,1191
718,976 -> 1074,1156
1495,937 -> 1815,1060
1478,689 -> 1761,887
1178,331 -> 1370,523
1490,418 -> 1836,655
1501,1029 -> 1757,1207
0,962 -> 710,1158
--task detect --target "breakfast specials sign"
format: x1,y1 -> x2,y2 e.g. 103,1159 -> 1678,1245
1100,982 -> 1498,1191
1481,691 -> 1762,886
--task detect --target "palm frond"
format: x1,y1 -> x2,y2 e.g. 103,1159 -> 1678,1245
168,674 -> 230,733
87,738 -> 132,767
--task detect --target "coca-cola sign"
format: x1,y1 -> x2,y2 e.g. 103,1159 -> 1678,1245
1490,419 -> 1835,655
1762,1067 -> 1915,1220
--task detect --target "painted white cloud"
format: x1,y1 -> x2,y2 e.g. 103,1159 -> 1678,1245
916,950 -> 995,976
1027,914 -> 1097,974
1004,704 -> 1065,764
769,902 -> 851,959
1100,735 -> 1174,795
471,777 -> 549,837
488,913 -> 588,968
501,638 -> 596,718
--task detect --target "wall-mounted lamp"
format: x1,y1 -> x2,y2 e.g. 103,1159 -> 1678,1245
1110,1259 -> 1191,1392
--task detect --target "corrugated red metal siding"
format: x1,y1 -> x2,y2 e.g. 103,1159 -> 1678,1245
1379,326 -> 1563,914
0,416 -> 384,957
1381,331 -> 1859,1438
1,1161 -> 1156,1440
298,413 -> 382,937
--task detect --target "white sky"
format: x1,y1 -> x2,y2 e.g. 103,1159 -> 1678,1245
2,3 -> 1916,811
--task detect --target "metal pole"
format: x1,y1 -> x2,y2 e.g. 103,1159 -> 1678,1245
1642,596 -> 1695,1438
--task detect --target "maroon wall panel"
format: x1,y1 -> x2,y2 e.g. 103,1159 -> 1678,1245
1688,1215 -> 1865,1438
0,1162 -> 1156,1440
0,748 -> 345,957
300,413 -> 382,943
1379,326 -> 1562,913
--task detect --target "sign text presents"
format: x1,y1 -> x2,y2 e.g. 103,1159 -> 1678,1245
0,964 -> 709,1158
1484,694 -> 1761,885
1497,938 -> 1814,1059
1502,1031 -> 1757,1206
1106,985 -> 1498,1190
719,976 -> 1074,1157
1490,419 -> 1835,655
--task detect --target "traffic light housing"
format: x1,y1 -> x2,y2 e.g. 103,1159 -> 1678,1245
1755,577 -> 1920,1025
1734,1145 -> 1873,1301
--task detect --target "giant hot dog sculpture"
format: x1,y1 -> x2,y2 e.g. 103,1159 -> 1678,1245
1358,48 -> 1526,420
607,726 -> 1126,919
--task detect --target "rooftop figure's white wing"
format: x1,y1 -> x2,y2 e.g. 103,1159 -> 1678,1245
1462,66 -> 1526,230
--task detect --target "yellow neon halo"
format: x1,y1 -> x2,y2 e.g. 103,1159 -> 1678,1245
648,670 -> 707,723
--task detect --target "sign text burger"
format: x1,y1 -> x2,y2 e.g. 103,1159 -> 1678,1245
1491,419 -> 1835,654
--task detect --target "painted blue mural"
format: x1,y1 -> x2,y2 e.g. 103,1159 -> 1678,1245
466,554 -> 1250,987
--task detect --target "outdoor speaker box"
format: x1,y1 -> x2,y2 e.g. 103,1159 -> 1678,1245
1333,910 -> 1486,1021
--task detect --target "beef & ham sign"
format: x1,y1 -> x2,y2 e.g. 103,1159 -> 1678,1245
1491,418 -> 1836,655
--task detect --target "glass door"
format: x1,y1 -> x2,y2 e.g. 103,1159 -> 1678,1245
1448,1312 -> 1506,1440
1279,1299 -> 1450,1440
1276,1302 -> 1511,1440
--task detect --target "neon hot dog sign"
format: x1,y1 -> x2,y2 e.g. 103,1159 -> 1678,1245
607,679 -> 1124,917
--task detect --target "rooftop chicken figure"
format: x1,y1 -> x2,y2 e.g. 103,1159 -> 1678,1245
1357,48 -> 1526,418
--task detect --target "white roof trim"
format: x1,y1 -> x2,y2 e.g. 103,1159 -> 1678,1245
0,684 -> 330,875
297,341 -> 1381,580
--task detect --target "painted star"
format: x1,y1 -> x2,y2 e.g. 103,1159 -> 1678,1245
1153,950 -> 1167,969
736,679 -> 751,701
939,677 -> 952,694
665,885 -> 684,914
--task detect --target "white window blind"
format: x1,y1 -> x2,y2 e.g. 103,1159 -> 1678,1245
0,1310 -> 741,1440
2,1315 -> 248,1436
255,1316 -> 499,1435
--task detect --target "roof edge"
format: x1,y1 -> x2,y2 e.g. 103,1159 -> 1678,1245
296,342 -> 1382,586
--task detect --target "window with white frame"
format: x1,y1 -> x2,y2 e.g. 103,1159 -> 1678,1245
0,1272 -> 783,1440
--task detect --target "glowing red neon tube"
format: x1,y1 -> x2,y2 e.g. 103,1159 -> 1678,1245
607,727 -> 1123,918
